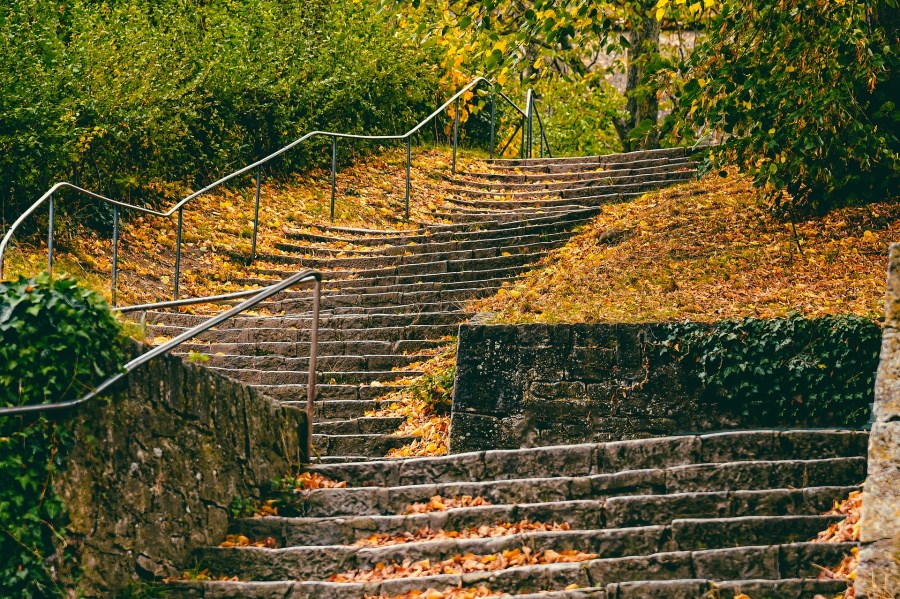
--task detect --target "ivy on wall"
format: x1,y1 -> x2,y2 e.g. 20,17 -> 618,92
0,274 -> 124,597
658,314 -> 881,428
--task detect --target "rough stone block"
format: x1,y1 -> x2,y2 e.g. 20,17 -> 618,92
874,327 -> 900,422
860,421 -> 900,543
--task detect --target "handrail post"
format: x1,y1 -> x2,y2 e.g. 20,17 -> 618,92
330,135 -> 337,222
527,90 -> 534,159
306,278 -> 320,462
250,165 -> 262,264
405,135 -> 411,221
111,205 -> 119,307
520,115 -> 526,159
489,93 -> 495,160
174,207 -> 183,300
452,97 -> 460,175
47,193 -> 54,277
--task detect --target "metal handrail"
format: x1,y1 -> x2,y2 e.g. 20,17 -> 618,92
0,78 -> 550,306
0,269 -> 322,460
0,77 -> 532,293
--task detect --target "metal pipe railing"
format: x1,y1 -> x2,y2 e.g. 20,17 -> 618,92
0,269 -> 322,461
0,78 -> 547,304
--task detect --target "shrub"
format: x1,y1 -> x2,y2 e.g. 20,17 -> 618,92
0,273 -> 124,597
0,0 -> 443,231
659,315 -> 881,428
666,0 -> 899,213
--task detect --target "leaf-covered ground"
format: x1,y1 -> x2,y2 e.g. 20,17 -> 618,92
4,147 -> 483,307
475,171 -> 899,323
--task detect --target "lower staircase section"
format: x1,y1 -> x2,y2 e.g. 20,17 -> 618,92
166,429 -> 865,598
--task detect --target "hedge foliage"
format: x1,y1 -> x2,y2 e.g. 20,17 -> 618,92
667,0 -> 899,213
0,0 -> 442,228
0,274 -> 124,597
659,315 -> 881,428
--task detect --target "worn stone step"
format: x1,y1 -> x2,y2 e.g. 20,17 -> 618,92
275,229 -> 575,259
605,577 -> 849,599
199,515 -> 839,581
254,239 -> 566,271
232,485 -> 856,548
189,353 -> 421,373
446,172 -> 696,200
147,309 -> 466,332
150,323 -> 459,345
177,338 -> 445,359
242,264 -> 531,292
295,456 -> 865,518
450,161 -> 697,190
277,207 -> 599,253
460,156 -> 695,183
210,367 -> 423,386
259,382 -> 402,403
312,433 -> 415,458
313,417 -> 405,435
485,147 -> 695,169
167,542 -> 851,598
308,431 -> 869,488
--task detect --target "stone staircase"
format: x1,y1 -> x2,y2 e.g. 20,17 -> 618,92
143,147 -> 700,462
167,429 -> 866,598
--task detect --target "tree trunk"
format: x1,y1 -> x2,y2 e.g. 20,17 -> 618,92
614,3 -> 661,152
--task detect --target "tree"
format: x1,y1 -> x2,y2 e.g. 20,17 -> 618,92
390,0 -> 714,152
664,0 -> 899,212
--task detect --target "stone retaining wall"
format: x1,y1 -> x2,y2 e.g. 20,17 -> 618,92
55,343 -> 306,597
450,322 -> 867,453
857,244 -> 900,597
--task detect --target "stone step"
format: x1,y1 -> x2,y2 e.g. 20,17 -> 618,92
146,309 -> 466,332
166,542 -> 851,598
313,417 -> 405,435
606,577 -> 849,599
178,338 -> 446,359
210,367 -> 423,386
254,239 -> 565,271
485,147 -> 695,169
231,485 -> 856,548
259,383 -> 402,403
450,161 -> 697,190
246,261 -> 533,290
188,353 -> 422,373
295,456 -> 866,518
312,433 -> 415,458
443,192 -> 644,211
197,515 -> 841,581
275,229 -> 575,259
446,172 -> 696,200
308,431 -> 869,487
460,155 -> 695,183
281,206 -> 599,249
152,323 -> 459,344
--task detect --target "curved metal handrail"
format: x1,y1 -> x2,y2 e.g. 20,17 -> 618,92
0,269 -> 322,457
0,77 -> 549,303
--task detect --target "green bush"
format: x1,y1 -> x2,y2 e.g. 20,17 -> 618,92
659,315 -> 881,428
411,364 -> 456,415
666,0 -> 899,213
0,0 -> 443,229
0,273 -> 124,597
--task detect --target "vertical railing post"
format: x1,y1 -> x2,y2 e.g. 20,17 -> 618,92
250,165 -> 262,264
452,96 -> 460,175
527,90 -> 534,159
489,93 -> 495,160
47,193 -> 54,277
520,114 -> 526,159
111,205 -> 119,307
405,135 -> 411,221
174,207 -> 183,300
330,135 -> 337,222
306,277 -> 320,462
